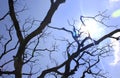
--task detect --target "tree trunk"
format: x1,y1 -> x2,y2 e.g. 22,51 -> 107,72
14,56 -> 23,78
14,43 -> 25,78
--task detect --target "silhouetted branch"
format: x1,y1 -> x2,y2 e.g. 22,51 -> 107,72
0,70 -> 15,76
25,0 -> 66,44
0,59 -> 13,68
80,10 -> 117,27
38,28 -> 120,77
0,25 -> 15,59
0,12 -> 9,21
9,0 -> 23,43
50,0 -> 54,5
1,0 -> 119,78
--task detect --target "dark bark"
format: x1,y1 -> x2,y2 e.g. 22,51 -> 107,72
8,0 -> 66,78
38,28 -> 120,77
0,0 -> 120,78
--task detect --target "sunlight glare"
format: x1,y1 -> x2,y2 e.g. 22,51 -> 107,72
80,19 -> 103,39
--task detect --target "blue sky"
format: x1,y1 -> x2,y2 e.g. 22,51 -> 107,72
0,0 -> 120,78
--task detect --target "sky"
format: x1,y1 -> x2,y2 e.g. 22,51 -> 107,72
78,0 -> 120,78
50,1 -> 120,77
0,0 -> 120,78
79,0 -> 120,78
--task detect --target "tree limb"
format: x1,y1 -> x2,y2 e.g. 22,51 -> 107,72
8,0 -> 23,43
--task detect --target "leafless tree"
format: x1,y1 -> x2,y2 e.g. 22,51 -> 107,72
0,0 -> 120,78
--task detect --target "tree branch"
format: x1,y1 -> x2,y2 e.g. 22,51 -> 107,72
0,12 -> 9,21
38,28 -> 120,77
25,0 -> 66,45
0,70 -> 15,76
8,0 -> 23,43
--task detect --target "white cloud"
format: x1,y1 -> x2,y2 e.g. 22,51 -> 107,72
110,32 -> 120,66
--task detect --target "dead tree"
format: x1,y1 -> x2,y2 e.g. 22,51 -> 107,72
0,0 -> 120,78
0,0 -> 65,78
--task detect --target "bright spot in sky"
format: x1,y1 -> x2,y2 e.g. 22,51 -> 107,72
110,32 -> 120,66
112,9 -> 120,18
80,19 -> 103,39
79,19 -> 120,66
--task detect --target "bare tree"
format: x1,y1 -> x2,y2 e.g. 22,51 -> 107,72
0,0 -> 120,78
